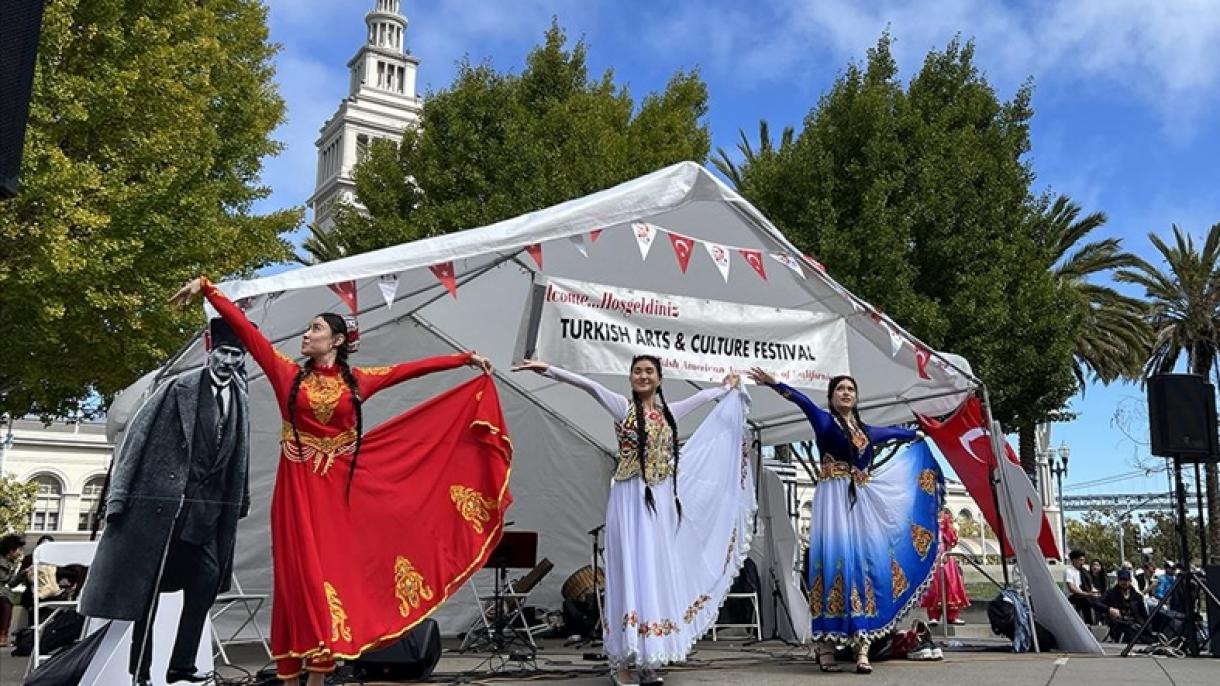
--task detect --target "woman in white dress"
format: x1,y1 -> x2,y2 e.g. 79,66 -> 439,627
514,355 -> 754,686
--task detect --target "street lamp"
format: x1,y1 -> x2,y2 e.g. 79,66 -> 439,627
1050,442 -> 1070,559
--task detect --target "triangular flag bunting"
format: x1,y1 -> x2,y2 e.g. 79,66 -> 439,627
378,274 -> 398,311
589,229 -> 603,243
804,254 -> 827,274
914,343 -> 932,380
704,241 -> 731,282
887,326 -> 904,357
429,262 -> 458,299
525,243 -> 543,269
632,222 -> 657,260
770,252 -> 804,277
327,280 -> 358,315
668,232 -> 696,273
739,248 -> 767,280
570,234 -> 588,258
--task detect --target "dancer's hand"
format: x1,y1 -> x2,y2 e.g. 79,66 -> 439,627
916,430 -> 926,440
469,352 -> 493,374
512,359 -> 550,374
746,367 -> 775,385
723,373 -> 741,388
169,277 -> 203,307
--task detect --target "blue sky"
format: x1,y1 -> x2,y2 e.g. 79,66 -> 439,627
254,1 -> 1220,501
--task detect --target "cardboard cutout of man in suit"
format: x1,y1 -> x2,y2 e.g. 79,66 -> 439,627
80,319 -> 252,685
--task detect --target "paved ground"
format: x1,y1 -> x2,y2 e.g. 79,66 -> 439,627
6,636 -> 1218,686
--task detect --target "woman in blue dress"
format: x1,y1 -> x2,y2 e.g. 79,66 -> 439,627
748,369 -> 943,674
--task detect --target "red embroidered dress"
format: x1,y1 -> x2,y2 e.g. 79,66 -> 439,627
920,512 -> 970,621
203,280 -> 513,678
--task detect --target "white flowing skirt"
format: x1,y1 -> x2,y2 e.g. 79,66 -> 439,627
602,389 -> 755,668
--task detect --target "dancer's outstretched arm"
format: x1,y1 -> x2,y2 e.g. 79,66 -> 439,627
747,367 -> 836,436
512,360 -> 628,420
355,353 -> 490,399
666,374 -> 739,420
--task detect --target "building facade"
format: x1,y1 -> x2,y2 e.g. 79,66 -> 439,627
0,416 -> 113,540
307,0 -> 423,231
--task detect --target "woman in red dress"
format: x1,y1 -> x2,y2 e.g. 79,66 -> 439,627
921,509 -> 970,625
174,277 -> 510,685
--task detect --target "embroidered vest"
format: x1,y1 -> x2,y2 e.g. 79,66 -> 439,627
614,404 -> 673,486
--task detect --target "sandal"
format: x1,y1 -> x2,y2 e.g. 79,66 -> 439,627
816,644 -> 842,672
855,654 -> 873,675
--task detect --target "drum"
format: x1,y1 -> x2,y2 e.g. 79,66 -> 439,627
561,565 -> 605,602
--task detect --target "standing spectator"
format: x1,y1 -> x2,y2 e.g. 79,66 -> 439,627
1089,559 -> 1109,594
1102,569 -> 1149,643
1135,560 -> 1158,594
0,534 -> 26,647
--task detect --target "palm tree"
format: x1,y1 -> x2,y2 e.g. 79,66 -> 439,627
1117,222 -> 1220,563
1017,196 -> 1151,479
296,222 -> 347,266
711,119 -> 794,190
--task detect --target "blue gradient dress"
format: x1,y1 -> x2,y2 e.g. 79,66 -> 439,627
769,382 -> 944,645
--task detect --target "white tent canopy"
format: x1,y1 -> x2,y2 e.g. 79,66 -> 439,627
109,161 -> 978,635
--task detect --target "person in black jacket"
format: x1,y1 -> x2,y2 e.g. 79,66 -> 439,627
1102,569 -> 1149,643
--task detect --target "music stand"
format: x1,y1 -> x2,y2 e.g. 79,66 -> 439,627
462,531 -> 540,672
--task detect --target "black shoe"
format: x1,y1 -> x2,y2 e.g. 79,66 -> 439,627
166,668 -> 208,683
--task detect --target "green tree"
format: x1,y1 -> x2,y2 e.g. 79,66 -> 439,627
0,474 -> 37,534
0,0 -> 299,419
1117,223 -> 1220,563
328,20 -> 710,255
719,34 -> 1079,465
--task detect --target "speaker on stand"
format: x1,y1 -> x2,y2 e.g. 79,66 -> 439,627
0,0 -> 47,199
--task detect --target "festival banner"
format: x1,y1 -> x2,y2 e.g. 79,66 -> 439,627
525,276 -> 849,389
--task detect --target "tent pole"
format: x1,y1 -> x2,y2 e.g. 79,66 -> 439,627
977,386 -> 1011,587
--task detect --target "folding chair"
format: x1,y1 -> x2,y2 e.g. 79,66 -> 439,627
209,574 -> 273,664
460,558 -> 553,652
25,541 -> 97,677
710,592 -> 762,641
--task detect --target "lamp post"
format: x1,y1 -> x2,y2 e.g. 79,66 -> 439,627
1050,442 -> 1070,559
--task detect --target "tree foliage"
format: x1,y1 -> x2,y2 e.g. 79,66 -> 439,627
0,0 -> 299,418
718,34 -> 1079,441
329,20 -> 710,254
0,474 -> 37,535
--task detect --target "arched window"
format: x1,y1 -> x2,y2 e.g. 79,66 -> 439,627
29,474 -> 64,531
78,476 -> 106,531
958,508 -> 974,522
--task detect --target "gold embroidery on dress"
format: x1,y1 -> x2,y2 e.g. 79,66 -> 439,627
864,576 -> 877,616
393,556 -> 434,617
723,527 -> 738,572
809,573 -> 824,617
683,594 -> 711,623
851,583 -> 864,616
614,405 -> 673,486
918,469 -> 938,495
324,582 -> 352,642
826,570 -> 846,617
891,557 -> 909,600
359,365 -> 393,376
821,460 -> 870,485
911,523 -> 934,560
450,485 -> 499,535
281,423 -> 357,475
275,349 -> 299,366
301,373 -> 346,424
849,427 -> 869,451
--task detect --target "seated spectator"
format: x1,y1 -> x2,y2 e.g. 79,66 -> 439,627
1134,560 -> 1158,594
1102,569 -> 1149,643
1064,549 -> 1106,624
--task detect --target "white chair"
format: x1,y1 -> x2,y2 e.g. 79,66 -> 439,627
459,560 -> 553,652
710,592 -> 762,641
26,541 -> 97,676
209,574 -> 272,664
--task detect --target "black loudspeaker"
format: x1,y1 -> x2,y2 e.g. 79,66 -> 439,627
1147,374 -> 1219,462
0,0 -> 47,199
351,618 -> 441,681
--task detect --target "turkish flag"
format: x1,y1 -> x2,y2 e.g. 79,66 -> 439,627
589,229 -> 603,243
327,280 -> 359,315
914,343 -> 932,379
524,243 -> 543,269
429,261 -> 458,298
739,248 -> 767,280
918,397 -> 1061,559
668,232 -> 696,273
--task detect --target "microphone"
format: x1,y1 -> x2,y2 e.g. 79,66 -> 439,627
588,524 -> 606,536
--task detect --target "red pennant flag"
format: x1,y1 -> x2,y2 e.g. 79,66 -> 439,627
429,262 -> 458,299
525,243 -> 543,269
804,254 -> 827,274
914,343 -> 932,379
668,232 -> 696,273
917,397 -> 1061,559
589,229 -> 603,243
739,248 -> 767,280
327,280 -> 358,315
